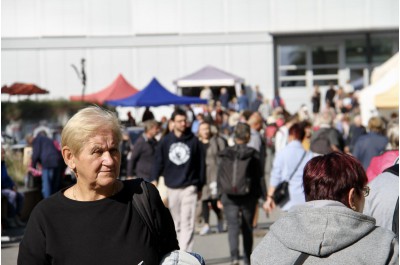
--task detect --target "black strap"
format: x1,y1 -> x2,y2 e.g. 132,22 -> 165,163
393,197 -> 399,236
294,252 -> 309,265
383,164 -> 399,176
132,179 -> 158,238
288,151 -> 307,182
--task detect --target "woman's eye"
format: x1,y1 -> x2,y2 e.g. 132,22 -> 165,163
92,150 -> 102,155
110,149 -> 120,154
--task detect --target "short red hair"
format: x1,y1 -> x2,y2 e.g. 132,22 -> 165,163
303,152 -> 367,207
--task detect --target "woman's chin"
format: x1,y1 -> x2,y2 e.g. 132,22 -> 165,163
97,173 -> 119,184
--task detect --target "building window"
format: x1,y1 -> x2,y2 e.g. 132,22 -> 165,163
275,31 -> 398,90
312,45 -> 338,64
370,35 -> 398,63
345,39 -> 367,64
278,45 -> 307,87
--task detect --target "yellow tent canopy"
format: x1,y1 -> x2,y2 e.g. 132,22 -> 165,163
374,82 -> 399,109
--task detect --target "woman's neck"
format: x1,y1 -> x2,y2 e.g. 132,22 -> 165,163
72,180 -> 120,201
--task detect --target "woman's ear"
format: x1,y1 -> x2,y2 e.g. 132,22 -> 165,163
348,188 -> 358,211
62,146 -> 76,170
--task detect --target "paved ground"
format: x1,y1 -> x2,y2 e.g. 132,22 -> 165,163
1,206 -> 282,265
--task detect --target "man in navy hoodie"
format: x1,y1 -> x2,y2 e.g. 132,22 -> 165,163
151,108 -> 205,251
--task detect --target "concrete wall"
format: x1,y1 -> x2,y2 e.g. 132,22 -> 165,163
1,0 -> 398,105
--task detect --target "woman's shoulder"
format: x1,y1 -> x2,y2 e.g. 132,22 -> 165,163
29,191 -> 65,218
368,226 -> 397,241
122,179 -> 160,198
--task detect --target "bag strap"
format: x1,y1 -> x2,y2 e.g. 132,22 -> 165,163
393,197 -> 399,236
132,178 -> 158,238
288,151 -> 307,182
383,164 -> 399,176
293,252 -> 309,265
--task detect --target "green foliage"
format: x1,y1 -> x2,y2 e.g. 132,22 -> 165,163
4,150 -> 26,186
1,99 -> 93,125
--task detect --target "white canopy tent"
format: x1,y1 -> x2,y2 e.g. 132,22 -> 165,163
359,53 -> 399,125
174,65 -> 245,97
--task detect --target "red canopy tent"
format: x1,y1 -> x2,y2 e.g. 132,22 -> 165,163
70,74 -> 139,104
2,83 -> 49,95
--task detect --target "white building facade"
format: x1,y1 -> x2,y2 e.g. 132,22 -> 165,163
2,0 -> 398,114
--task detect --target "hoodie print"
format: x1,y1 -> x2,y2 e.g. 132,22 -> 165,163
169,142 -> 191,165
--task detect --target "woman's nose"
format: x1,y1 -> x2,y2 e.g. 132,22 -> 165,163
102,151 -> 114,165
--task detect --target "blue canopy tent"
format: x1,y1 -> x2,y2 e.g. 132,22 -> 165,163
106,78 -> 207,107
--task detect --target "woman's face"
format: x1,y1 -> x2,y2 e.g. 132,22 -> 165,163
198,123 -> 211,140
69,129 -> 121,188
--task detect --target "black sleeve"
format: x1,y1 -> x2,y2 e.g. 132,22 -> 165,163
127,139 -> 143,176
147,182 -> 179,255
197,139 -> 206,190
31,139 -> 41,168
18,204 -> 50,265
251,152 -> 265,199
150,138 -> 165,182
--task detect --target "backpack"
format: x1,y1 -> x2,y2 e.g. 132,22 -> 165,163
310,128 -> 344,155
310,128 -> 338,154
383,164 -> 399,237
217,145 -> 255,195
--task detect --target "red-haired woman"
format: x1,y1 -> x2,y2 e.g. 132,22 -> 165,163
252,152 -> 398,264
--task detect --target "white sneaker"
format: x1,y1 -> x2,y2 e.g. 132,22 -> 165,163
199,224 -> 210,236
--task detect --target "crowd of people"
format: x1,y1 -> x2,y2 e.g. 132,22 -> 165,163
1,82 -> 398,264
119,83 -> 399,264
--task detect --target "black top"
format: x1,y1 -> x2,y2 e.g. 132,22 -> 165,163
311,92 -> 321,113
18,180 -> 179,265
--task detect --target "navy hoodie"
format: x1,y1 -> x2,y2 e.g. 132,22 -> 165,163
32,135 -> 63,169
151,129 -> 205,190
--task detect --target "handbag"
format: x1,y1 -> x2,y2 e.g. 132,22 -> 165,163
272,151 -> 307,206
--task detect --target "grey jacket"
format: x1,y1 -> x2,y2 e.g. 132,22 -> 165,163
251,200 -> 399,265
201,135 -> 227,200
364,171 -> 399,233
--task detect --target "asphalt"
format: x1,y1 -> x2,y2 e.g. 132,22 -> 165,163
1,206 -> 282,265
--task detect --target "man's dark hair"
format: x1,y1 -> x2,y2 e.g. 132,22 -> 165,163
234,122 -> 251,142
171,108 -> 187,121
241,110 -> 254,121
289,123 -> 306,141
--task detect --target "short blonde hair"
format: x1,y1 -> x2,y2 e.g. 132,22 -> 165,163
61,106 -> 122,155
368,116 -> 385,134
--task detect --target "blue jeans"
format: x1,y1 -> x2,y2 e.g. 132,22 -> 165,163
1,189 -> 24,217
41,167 -> 61,198
221,194 -> 257,264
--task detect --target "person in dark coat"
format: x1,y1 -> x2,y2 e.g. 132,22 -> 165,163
353,116 -> 388,170
31,131 -> 64,198
218,123 -> 263,265
142,107 -> 155,122
325,83 -> 336,108
311,84 -> 321,115
345,114 -> 366,153
219,87 -> 230,110
127,120 -> 160,181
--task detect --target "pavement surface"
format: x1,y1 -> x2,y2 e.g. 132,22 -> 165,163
1,205 -> 282,265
